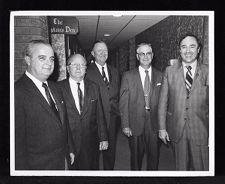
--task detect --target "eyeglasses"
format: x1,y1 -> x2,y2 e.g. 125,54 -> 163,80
138,52 -> 153,57
68,63 -> 86,69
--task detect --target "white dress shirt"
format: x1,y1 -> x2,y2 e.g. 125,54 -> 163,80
182,60 -> 197,79
139,65 -> 152,90
95,61 -> 109,81
69,77 -> 84,114
25,71 -> 55,105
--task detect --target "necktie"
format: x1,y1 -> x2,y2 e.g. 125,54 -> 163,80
102,66 -> 109,88
77,82 -> 83,113
42,83 -> 59,117
144,70 -> 150,110
185,66 -> 193,93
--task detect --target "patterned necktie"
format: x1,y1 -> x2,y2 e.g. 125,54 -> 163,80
42,83 -> 59,117
102,66 -> 109,88
185,66 -> 193,93
77,82 -> 83,113
144,70 -> 150,110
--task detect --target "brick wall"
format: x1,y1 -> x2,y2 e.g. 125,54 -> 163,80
14,16 -> 49,81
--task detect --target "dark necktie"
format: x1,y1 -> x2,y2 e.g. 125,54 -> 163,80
102,66 -> 109,88
42,83 -> 59,117
185,66 -> 193,93
77,82 -> 83,113
144,70 -> 150,110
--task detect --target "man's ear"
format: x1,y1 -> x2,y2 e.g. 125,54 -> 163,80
91,51 -> 94,57
24,56 -> 31,66
136,54 -> 139,61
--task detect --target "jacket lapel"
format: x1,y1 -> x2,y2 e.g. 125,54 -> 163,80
64,79 -> 80,115
22,75 -> 62,127
135,69 -> 145,103
80,79 -> 90,117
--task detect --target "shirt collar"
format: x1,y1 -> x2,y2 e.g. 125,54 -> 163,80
69,77 -> 84,86
182,60 -> 197,71
139,65 -> 152,73
25,71 -> 47,88
95,61 -> 107,71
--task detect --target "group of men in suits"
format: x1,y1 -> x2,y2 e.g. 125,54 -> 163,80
15,33 -> 209,171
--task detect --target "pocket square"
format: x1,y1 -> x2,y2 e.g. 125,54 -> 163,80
156,83 -> 161,86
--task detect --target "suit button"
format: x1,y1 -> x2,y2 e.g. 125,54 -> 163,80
187,96 -> 189,99
184,118 -> 187,120
186,108 -> 188,110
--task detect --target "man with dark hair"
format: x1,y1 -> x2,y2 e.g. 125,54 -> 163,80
15,40 -> 74,170
119,43 -> 163,170
86,41 -> 120,170
57,54 -> 108,170
158,33 -> 209,170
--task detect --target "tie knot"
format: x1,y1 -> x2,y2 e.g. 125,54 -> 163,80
145,70 -> 149,74
102,66 -> 105,71
42,82 -> 48,88
186,66 -> 192,71
77,82 -> 80,86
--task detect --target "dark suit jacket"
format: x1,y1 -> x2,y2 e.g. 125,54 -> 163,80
85,63 -> 120,127
57,79 -> 108,162
15,74 -> 73,170
119,67 -> 163,136
158,62 -> 209,145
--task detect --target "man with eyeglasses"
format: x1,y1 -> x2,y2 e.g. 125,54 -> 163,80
119,43 -> 163,170
15,40 -> 75,170
57,54 -> 108,170
86,41 -> 120,170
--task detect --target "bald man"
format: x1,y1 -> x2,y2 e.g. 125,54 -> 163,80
57,54 -> 108,170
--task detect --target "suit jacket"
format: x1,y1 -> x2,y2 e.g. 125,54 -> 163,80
57,78 -> 108,157
15,74 -> 73,170
158,62 -> 209,145
85,63 -> 120,127
119,67 -> 163,136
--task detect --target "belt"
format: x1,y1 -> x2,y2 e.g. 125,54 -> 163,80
145,108 -> 150,112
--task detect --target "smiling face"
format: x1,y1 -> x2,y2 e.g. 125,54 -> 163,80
179,36 -> 200,64
136,44 -> 154,69
25,43 -> 54,82
91,42 -> 108,66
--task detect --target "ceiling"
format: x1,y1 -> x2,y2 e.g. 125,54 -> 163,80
75,15 -> 168,52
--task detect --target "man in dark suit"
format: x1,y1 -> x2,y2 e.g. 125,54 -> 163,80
15,40 -> 74,170
57,54 -> 108,170
158,33 -> 209,170
119,43 -> 163,170
85,41 -> 120,170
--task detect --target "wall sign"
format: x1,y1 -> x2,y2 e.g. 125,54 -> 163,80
48,16 -> 79,35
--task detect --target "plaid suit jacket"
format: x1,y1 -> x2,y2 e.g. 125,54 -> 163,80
158,62 -> 209,145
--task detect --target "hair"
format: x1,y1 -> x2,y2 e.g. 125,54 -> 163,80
67,54 -> 87,66
178,33 -> 202,61
178,33 -> 202,49
92,40 -> 108,51
136,43 -> 152,53
24,40 -> 51,57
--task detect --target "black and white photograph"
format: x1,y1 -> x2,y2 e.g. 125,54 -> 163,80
10,11 -> 214,177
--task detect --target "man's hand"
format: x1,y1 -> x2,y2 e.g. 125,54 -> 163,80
122,127 -> 132,137
159,129 -> 170,144
70,153 -> 75,165
99,141 -> 108,151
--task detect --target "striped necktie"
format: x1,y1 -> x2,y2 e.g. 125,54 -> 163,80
102,66 -> 109,88
185,66 -> 193,93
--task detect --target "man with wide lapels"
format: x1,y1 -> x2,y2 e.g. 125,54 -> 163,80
15,40 -> 74,170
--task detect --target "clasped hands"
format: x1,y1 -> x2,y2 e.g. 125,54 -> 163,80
158,129 -> 170,144
99,141 -> 109,151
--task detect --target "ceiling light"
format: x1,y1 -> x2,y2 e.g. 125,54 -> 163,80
104,33 -> 111,37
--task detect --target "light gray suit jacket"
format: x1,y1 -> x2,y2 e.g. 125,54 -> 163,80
158,62 -> 209,145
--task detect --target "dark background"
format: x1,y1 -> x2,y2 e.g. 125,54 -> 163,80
1,0 -> 225,183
